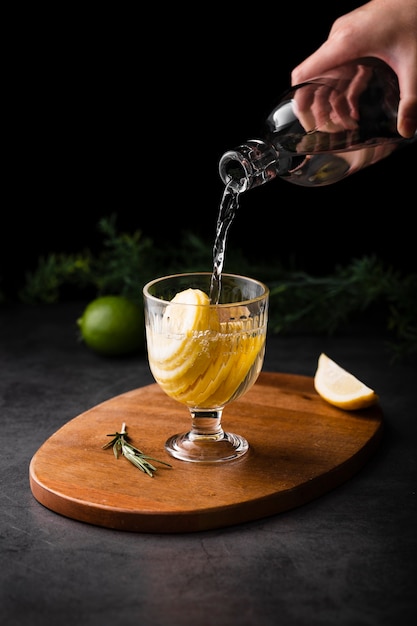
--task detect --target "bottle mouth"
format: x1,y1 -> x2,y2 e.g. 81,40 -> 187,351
218,151 -> 251,192
219,141 -> 279,192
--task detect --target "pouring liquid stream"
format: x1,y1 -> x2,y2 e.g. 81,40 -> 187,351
209,180 -> 241,304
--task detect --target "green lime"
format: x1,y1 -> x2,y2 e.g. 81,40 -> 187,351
77,295 -> 144,356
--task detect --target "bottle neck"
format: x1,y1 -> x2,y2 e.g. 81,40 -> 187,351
218,140 -> 282,192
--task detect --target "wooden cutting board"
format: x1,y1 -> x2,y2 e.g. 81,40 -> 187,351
29,371 -> 383,533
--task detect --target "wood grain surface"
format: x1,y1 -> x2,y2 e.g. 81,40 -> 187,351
29,371 -> 383,533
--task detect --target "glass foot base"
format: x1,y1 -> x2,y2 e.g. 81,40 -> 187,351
165,431 -> 249,463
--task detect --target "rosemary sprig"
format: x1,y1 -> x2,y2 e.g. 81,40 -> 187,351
103,422 -> 172,477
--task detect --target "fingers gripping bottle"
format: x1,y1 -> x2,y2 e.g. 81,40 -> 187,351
219,57 -> 417,191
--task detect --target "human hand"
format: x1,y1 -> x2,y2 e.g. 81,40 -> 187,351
291,0 -> 417,139
292,62 -> 374,135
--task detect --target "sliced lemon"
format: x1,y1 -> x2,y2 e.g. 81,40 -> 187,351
169,322 -> 265,408
314,353 -> 379,410
148,290 -> 266,409
147,288 -> 219,385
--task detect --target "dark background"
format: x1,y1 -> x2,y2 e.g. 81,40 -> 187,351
2,3 -> 416,300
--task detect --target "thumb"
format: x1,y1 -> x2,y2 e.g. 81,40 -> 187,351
397,97 -> 417,139
395,65 -> 417,138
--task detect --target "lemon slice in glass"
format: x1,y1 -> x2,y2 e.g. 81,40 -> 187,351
147,288 -> 218,383
314,353 -> 379,410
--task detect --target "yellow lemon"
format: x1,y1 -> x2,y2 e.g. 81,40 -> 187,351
147,288 -> 218,383
314,353 -> 379,410
147,289 -> 266,409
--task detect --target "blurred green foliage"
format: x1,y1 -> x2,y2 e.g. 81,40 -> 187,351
2,214 -> 416,361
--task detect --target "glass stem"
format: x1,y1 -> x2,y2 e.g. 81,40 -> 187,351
188,409 -> 225,441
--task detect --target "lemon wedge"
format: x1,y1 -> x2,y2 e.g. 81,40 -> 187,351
314,353 -> 379,410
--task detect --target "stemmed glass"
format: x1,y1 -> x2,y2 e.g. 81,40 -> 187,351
143,272 -> 269,463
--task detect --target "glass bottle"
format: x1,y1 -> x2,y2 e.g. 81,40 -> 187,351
219,57 -> 416,191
